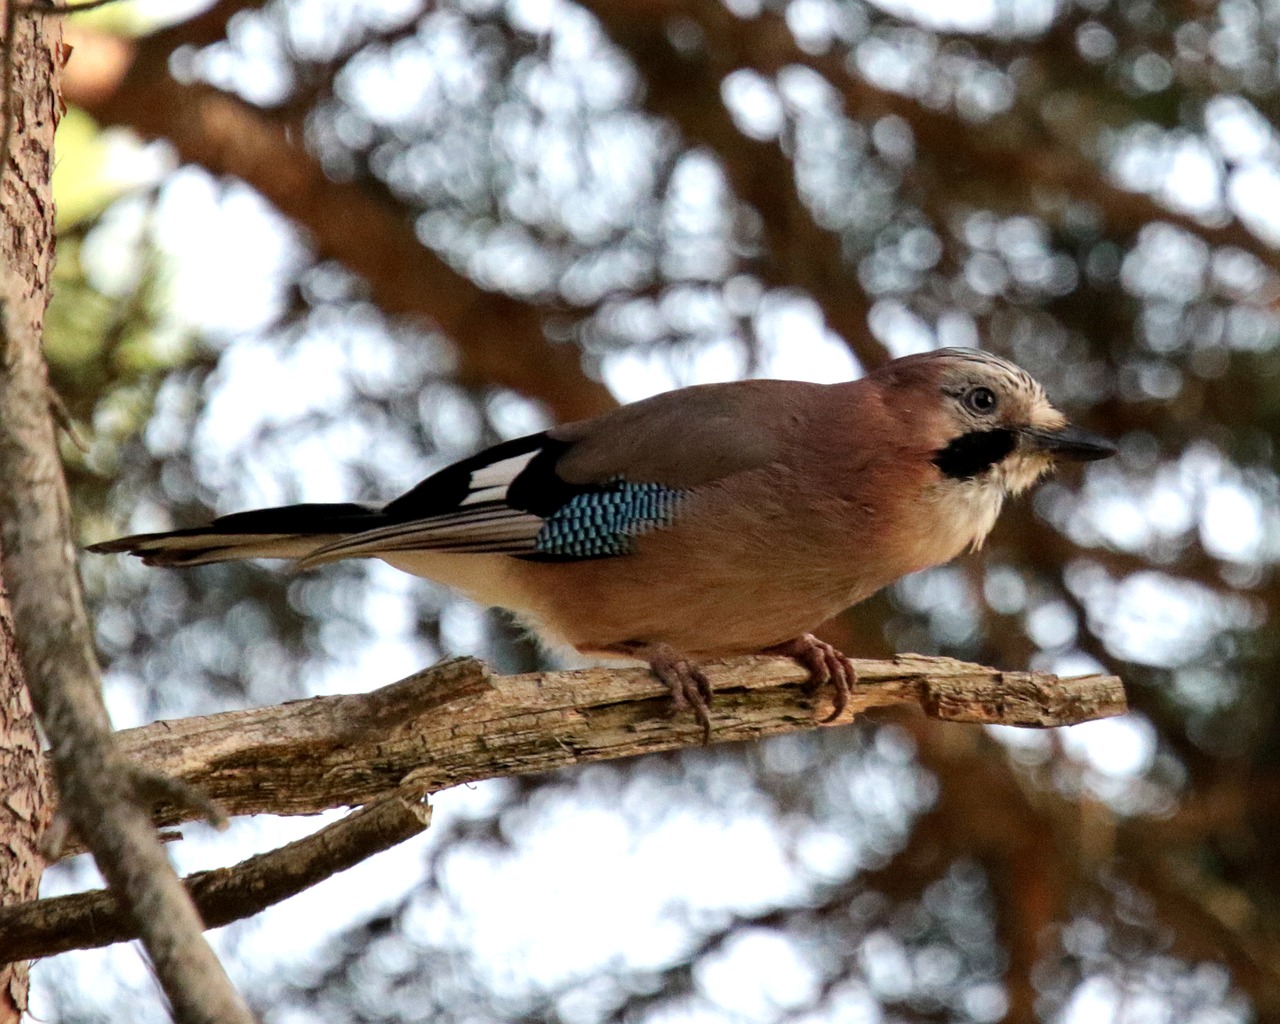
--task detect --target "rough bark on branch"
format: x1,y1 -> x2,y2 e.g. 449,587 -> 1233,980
0,583 -> 43,1022
79,654 -> 1123,833
0,654 -> 1123,961
0,13 -> 61,1016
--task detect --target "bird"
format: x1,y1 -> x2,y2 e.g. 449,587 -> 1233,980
90,347 -> 1115,738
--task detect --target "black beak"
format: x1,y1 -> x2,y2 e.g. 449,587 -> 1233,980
1021,425 -> 1117,462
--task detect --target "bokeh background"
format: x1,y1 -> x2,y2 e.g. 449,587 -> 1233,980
33,0 -> 1280,1020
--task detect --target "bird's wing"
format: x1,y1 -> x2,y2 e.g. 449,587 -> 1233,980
299,380 -> 809,567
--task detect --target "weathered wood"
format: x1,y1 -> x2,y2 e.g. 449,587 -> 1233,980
99,654 -> 1127,829
0,654 -> 1124,962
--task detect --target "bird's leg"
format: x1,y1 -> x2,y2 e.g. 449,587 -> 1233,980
764,634 -> 857,724
611,641 -> 714,743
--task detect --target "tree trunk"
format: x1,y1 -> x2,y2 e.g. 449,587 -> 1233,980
0,584 -> 46,1022
0,3 -> 63,1019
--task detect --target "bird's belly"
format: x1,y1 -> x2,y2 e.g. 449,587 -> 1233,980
506,545 -> 864,658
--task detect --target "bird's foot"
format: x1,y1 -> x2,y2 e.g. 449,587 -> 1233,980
614,642 -> 714,743
765,634 -> 857,724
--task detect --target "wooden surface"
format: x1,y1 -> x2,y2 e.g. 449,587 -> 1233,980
110,653 -> 1127,827
0,653 -> 1126,962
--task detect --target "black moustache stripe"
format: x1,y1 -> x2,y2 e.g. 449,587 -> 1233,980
932,429 -> 1017,480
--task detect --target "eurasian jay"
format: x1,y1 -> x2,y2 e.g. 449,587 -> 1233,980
91,348 -> 1115,736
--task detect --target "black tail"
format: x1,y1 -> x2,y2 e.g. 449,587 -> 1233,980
87,502 -> 387,567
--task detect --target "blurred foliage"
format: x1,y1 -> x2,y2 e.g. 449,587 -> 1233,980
34,0 -> 1280,1021
52,109 -> 119,231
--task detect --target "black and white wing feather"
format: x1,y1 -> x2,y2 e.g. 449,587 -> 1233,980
91,432 -> 688,567
301,431 -> 689,566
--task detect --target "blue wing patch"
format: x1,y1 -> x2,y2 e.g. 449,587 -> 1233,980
529,480 -> 685,560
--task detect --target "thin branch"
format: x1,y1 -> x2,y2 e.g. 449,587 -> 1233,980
16,0 -> 129,13
0,9 -> 254,1021
0,786 -> 434,961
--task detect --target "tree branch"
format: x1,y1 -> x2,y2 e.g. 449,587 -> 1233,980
0,9 -> 254,1022
51,654 -> 1124,837
16,0 -> 132,14
0,580 -> 45,1021
0,654 -> 1123,962
0,786 -> 434,961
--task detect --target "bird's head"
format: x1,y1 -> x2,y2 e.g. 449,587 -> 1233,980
885,347 -> 1116,496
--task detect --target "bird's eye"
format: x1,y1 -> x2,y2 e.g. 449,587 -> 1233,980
964,386 -> 997,415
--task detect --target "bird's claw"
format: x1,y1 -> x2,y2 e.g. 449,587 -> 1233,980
621,634 -> 854,740
626,643 -> 714,743
767,634 -> 857,723
657,659 -> 714,744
